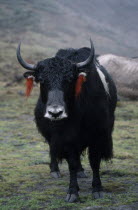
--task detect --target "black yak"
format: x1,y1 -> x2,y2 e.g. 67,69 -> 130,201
17,40 -> 117,202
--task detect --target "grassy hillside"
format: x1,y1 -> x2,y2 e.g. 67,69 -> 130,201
0,83 -> 137,209
1,0 -> 138,55
0,0 -> 138,81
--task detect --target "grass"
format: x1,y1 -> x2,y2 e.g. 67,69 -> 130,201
0,82 -> 138,209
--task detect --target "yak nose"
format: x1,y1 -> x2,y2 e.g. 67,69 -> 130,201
48,109 -> 63,118
44,105 -> 67,120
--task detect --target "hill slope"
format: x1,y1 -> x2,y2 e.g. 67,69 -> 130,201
0,0 -> 138,80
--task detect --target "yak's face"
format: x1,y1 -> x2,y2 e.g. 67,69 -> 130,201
17,39 -> 94,121
33,57 -> 78,121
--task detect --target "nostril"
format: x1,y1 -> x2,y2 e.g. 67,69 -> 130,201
48,110 -> 63,118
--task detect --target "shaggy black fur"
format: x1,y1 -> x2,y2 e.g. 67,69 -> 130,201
23,45 -> 117,202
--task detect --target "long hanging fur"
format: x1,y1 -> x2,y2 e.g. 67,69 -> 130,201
25,77 -> 34,97
75,73 -> 86,97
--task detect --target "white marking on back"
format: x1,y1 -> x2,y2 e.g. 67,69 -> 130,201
96,64 -> 110,95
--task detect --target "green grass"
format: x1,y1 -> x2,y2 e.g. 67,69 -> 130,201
0,83 -> 138,209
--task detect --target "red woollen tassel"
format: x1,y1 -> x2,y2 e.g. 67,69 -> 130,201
75,72 -> 87,97
25,77 -> 34,97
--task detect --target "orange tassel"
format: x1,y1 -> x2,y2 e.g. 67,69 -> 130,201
75,74 -> 86,97
25,77 -> 34,97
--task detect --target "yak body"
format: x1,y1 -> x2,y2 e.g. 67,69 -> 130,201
17,43 -> 117,202
35,48 -> 117,161
98,54 -> 138,100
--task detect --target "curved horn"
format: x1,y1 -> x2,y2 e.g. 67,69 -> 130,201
76,39 -> 95,68
17,42 -> 36,71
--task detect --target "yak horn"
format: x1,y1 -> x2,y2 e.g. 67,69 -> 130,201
17,42 -> 36,71
76,39 -> 95,68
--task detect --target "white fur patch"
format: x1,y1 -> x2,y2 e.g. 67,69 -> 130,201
79,72 -> 87,77
27,75 -> 35,80
96,65 -> 110,95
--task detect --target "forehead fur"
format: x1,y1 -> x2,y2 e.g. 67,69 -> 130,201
36,57 -> 76,80
56,47 -> 91,63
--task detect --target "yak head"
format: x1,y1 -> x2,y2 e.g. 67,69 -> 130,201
17,40 -> 95,121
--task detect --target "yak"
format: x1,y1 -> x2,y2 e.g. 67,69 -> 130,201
98,54 -> 138,100
17,40 -> 117,202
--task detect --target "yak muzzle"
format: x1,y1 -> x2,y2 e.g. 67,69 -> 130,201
44,105 -> 67,120
44,90 -> 68,121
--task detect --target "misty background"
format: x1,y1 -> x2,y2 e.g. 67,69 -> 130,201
0,0 -> 138,80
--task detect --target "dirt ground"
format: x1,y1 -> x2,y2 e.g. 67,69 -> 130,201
0,82 -> 138,210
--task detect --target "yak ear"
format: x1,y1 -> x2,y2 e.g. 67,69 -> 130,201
23,72 -> 35,97
75,72 -> 87,97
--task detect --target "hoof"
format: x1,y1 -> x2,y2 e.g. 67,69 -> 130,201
93,191 -> 104,199
65,193 -> 79,203
77,171 -> 87,178
51,171 -> 61,178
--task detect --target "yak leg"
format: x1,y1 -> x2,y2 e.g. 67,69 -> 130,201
50,152 -> 86,179
65,154 -> 80,202
77,156 -> 87,178
50,146 -> 61,178
89,147 -> 103,199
